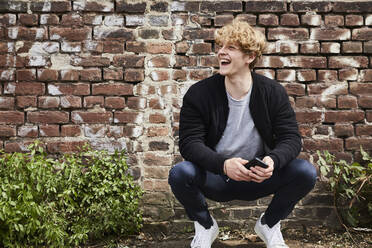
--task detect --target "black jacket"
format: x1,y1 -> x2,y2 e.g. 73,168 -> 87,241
179,72 -> 302,175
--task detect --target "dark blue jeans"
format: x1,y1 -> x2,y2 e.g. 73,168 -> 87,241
168,159 -> 317,229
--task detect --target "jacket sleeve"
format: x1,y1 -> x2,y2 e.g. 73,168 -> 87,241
179,88 -> 226,175
268,85 -> 302,169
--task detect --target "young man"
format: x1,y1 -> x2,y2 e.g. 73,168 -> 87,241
168,20 -> 317,248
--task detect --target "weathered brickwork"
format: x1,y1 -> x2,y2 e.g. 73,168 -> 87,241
0,0 -> 371,230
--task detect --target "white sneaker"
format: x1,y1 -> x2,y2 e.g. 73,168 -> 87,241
190,217 -> 219,248
254,213 -> 289,248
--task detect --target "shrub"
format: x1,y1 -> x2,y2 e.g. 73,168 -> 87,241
317,147 -> 372,228
0,141 -> 143,247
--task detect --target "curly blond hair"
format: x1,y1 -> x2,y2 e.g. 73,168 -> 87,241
215,20 -> 266,69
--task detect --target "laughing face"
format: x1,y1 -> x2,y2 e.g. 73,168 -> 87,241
217,43 -> 256,77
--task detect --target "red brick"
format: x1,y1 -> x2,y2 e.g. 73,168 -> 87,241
318,70 -> 338,81
0,126 -> 16,137
324,15 -> 344,27
308,82 -> 348,96
7,27 -> 48,40
295,111 -> 322,123
149,113 -> 166,123
149,98 -> 164,110
333,2 -> 372,13
303,138 -> 343,152
214,15 -> 234,27
342,42 -> 362,53
321,42 -> 340,54
38,96 -> 60,108
282,83 -> 305,96
28,111 -> 69,124
103,41 -> 124,53
93,27 -> 134,40
339,68 -> 358,81
124,69 -> 144,82
356,125 -> 372,136
16,96 -> 37,108
359,96 -> 372,108
258,14 -> 279,26
16,69 -> 36,81
0,97 -> 15,109
62,42 -> 81,54
367,111 -> 372,122
127,97 -> 146,109
147,127 -> 169,137
48,83 -> 90,96
334,124 -> 354,137
296,96 -> 316,108
31,1 -> 71,12
80,69 -> 101,81
18,126 -> 38,138
105,97 -> 125,109
50,27 -> 91,41
83,40 -> 103,53
148,56 -> 170,68
300,42 -> 320,54
151,2 -> 168,12
37,69 -> 58,81
173,70 -> 187,81
297,70 -> 316,81
40,14 -> 59,25
364,41 -> 372,53
103,68 -> 123,80
245,1 -> 286,12
290,56 -> 327,68
324,110 -> 364,123
200,56 -> 219,67
114,111 -> 142,124
146,42 -> 173,54
291,2 -> 332,12
345,15 -> 363,26
107,126 -> 123,138
301,14 -> 322,26
298,124 -> 312,137
71,112 -> 112,124
4,141 -> 34,153
60,69 -> 79,81
126,41 -> 146,53
60,13 -> 83,26
92,83 -> 133,96
61,125 -> 81,137
84,96 -> 104,108
60,96 -> 81,108
280,14 -> 299,26
39,125 -> 59,137
19,14 -> 38,26
113,55 -> 145,67
150,70 -> 169,81
143,152 -> 172,166
350,83 -> 372,95
345,137 -> 372,151
329,56 -> 368,68
116,1 -> 146,13
72,56 -> 110,67
311,28 -> 350,40
183,29 -> 215,41
47,141 -> 87,154
276,69 -> 296,81
338,95 -> 358,109
7,82 -> 45,95
268,28 -> 309,40
360,70 -> 372,82
352,28 -> 372,40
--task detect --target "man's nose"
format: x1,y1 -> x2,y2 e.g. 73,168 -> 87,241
217,45 -> 226,55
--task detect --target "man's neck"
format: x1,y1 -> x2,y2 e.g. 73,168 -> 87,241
225,71 -> 253,100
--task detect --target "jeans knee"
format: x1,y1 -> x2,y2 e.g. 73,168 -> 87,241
294,159 -> 317,189
168,161 -> 197,187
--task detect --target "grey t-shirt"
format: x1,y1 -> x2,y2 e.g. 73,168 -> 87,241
215,88 -> 264,160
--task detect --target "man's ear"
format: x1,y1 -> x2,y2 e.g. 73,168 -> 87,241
245,53 -> 256,66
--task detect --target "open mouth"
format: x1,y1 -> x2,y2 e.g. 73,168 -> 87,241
220,59 -> 231,66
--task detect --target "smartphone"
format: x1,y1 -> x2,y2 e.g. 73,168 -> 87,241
244,157 -> 268,169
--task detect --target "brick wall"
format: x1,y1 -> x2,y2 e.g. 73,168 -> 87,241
0,0 -> 371,229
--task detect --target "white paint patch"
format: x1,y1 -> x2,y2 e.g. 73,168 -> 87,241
150,71 -> 159,81
92,15 -> 102,25
114,118 -> 119,123
329,43 -> 340,53
48,85 -> 62,95
60,97 -> 70,108
171,2 -> 186,11
40,129 -> 46,136
134,113 -> 144,124
335,57 -> 360,67
18,126 -> 37,137
4,83 -> 16,94
40,14 -> 49,25
42,2 -> 51,12
100,2 -> 114,12
148,60 -> 154,67
42,42 -> 59,54
15,41 -> 24,52
132,126 -> 143,138
73,1 -> 86,11
126,15 -> 145,26
109,126 -> 122,136
279,57 -> 291,67
8,14 -> 16,25
321,83 -> 348,102
28,56 -> 46,66
35,28 -> 45,40
8,27 -> 18,39
61,42 -> 81,52
50,54 -> 83,70
50,33 -> 61,40
366,15 -> 372,25
1,70 -> 14,80
84,126 -> 106,138
84,41 -> 98,51
9,2 -> 22,11
72,113 -> 83,123
7,42 -> 14,53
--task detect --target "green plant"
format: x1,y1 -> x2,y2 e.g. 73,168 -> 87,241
0,141 -> 143,247
317,147 -> 372,228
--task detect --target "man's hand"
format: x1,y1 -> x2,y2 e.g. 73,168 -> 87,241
224,157 -> 251,181
249,156 -> 274,183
